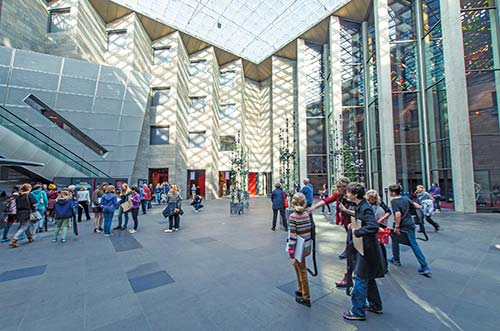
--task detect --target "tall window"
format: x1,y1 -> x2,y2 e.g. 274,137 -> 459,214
189,60 -> 208,76
220,71 -> 236,86
461,0 -> 500,208
220,104 -> 238,120
48,8 -> 71,33
107,29 -> 127,51
150,126 -> 170,145
151,87 -> 170,107
153,47 -> 172,65
220,135 -> 236,151
189,97 -> 206,113
189,131 -> 206,148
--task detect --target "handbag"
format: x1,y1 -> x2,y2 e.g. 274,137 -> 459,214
27,195 -> 41,223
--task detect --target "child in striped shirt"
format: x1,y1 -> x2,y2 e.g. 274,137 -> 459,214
288,192 -> 312,307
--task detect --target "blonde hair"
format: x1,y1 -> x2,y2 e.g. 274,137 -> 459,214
19,183 -> 32,194
335,177 -> 350,194
121,183 -> 130,194
171,185 -> 179,195
57,190 -> 71,200
106,185 -> 116,194
365,189 -> 381,204
291,192 -> 306,213
417,185 -> 425,191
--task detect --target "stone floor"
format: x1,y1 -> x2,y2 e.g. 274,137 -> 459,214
0,197 -> 499,331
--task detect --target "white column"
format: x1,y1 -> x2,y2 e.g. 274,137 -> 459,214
439,0 -> 476,212
329,16 -> 344,180
296,39 -> 308,183
374,0 -> 397,189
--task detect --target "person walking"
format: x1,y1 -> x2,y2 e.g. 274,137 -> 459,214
415,185 -> 439,231
128,187 -> 141,234
9,184 -> 37,247
320,184 -> 331,214
155,184 -> 162,205
101,185 -> 119,236
429,182 -> 441,211
388,184 -> 431,276
288,192 -> 312,307
30,183 -> 48,232
270,183 -> 287,231
365,190 -> 391,272
139,184 -> 147,215
115,183 -> 132,230
342,183 -> 385,321
76,186 -> 91,223
52,190 -> 74,243
1,187 -> 19,243
92,182 -> 106,233
163,185 -> 182,233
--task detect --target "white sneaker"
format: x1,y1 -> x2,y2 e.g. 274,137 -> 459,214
173,228 -> 179,231
164,229 -> 173,233
128,229 -> 137,234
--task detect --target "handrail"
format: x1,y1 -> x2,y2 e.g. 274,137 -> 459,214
0,104 -> 110,178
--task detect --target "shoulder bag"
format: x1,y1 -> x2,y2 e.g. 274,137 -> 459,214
27,195 -> 41,223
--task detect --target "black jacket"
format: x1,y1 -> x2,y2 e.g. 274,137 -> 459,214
353,199 -> 385,279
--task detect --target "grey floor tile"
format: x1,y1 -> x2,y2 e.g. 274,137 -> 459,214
277,280 -> 333,303
190,236 -> 217,244
126,262 -> 161,279
88,314 -> 151,331
110,231 -> 143,252
128,270 -> 175,293
0,264 -> 47,282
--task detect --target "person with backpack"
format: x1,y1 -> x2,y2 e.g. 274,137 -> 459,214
287,192 -> 312,307
52,190 -> 74,243
30,183 -> 48,232
341,183 -> 385,321
163,185 -> 182,233
10,183 -> 37,247
1,187 -> 19,243
270,183 -> 287,231
388,184 -> 431,276
101,185 -> 119,236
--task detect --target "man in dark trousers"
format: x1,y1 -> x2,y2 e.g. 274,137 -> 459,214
270,183 -> 287,231
300,178 -> 314,222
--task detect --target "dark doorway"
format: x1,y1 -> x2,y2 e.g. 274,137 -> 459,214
187,169 -> 205,198
219,171 -> 232,197
149,168 -> 169,188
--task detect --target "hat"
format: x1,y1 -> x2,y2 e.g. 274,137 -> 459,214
48,183 -> 56,190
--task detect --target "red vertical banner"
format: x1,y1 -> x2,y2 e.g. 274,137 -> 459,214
248,172 -> 257,196
199,170 -> 206,197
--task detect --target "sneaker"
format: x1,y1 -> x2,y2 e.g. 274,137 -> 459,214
364,305 -> 383,314
121,227 -> 127,231
95,228 -> 101,233
113,226 -> 121,230
164,229 -> 173,233
388,258 -> 401,266
61,239 -> 66,243
52,239 -> 57,243
173,228 -> 179,231
98,227 -> 104,231
0,238 -> 9,243
104,233 -> 110,237
342,310 -> 366,320
295,297 -> 311,307
128,229 -> 137,234
418,267 -> 431,276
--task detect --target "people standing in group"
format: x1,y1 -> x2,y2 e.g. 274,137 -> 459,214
365,189 -> 391,272
309,177 -> 353,288
101,185 -> 119,236
139,184 -> 147,215
163,184 -> 182,233
1,187 -> 19,243
155,184 -> 162,205
53,190 -> 74,243
115,183 -> 132,231
270,183 -> 287,231
46,184 -> 59,226
9,183 -> 36,247
415,185 -> 440,231
30,183 -> 48,232
320,184 -> 331,214
341,183 -> 385,321
76,186 -> 91,223
388,184 -> 431,276
287,192 -> 312,307
429,182 -> 441,211
128,186 -> 141,234
92,182 -> 106,233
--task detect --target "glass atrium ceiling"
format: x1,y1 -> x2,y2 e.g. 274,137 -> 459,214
111,0 -> 344,63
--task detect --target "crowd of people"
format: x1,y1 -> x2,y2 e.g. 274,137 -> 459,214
0,180 -> 202,246
275,177 -> 440,321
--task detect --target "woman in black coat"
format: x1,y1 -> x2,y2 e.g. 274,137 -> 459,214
341,183 -> 385,321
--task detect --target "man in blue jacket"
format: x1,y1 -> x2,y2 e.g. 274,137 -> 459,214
300,178 -> 314,222
270,183 -> 287,231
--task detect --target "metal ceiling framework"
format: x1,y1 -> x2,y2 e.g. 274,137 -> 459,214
88,0 -> 371,81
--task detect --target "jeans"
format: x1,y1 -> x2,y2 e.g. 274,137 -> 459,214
37,206 -> 46,229
292,258 -> 310,301
141,200 -> 147,214
168,214 -> 180,230
272,208 -> 287,229
131,208 -> 139,230
147,200 -> 152,209
54,218 -> 70,240
156,193 -> 161,205
351,276 -> 382,317
392,229 -> 429,271
103,211 -> 114,234
321,203 -> 331,213
117,207 -> 129,228
13,221 -> 33,240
